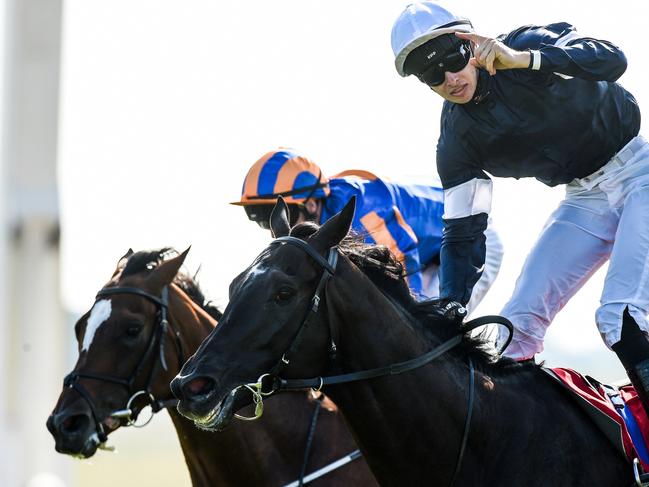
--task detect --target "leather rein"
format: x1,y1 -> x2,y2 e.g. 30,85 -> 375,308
240,235 -> 513,487
63,286 -> 184,444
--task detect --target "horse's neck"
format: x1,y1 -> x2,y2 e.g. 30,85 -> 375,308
324,265 -> 474,482
168,285 -> 216,355
166,408 -> 267,486
326,262 -> 450,374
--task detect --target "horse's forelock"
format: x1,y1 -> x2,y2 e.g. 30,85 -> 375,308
289,221 -> 319,239
116,247 -> 222,319
120,248 -> 175,277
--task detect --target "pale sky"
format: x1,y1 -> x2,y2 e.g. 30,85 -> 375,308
59,0 -> 649,382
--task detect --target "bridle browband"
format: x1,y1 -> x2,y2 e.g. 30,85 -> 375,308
238,235 -> 513,487
63,286 -> 184,444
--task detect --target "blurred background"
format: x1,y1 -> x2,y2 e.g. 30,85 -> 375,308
1,0 -> 647,485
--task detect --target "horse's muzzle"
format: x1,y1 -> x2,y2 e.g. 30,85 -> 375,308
46,410 -> 97,458
171,374 -> 220,417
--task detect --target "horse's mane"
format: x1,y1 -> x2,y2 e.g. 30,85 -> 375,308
290,223 -> 522,371
119,248 -> 222,321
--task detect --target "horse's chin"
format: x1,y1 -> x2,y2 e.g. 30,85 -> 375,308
58,432 -> 101,459
191,387 -> 251,432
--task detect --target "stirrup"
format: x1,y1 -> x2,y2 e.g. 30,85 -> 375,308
633,458 -> 649,486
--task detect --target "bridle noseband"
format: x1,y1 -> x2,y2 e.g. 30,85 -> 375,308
62,286 -> 184,444
235,235 -> 513,487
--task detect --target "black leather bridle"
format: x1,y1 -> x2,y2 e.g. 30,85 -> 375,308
267,237 -> 340,379
63,286 -> 184,443
246,235 -> 513,487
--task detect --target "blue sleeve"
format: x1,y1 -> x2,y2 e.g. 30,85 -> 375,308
502,22 -> 627,81
439,213 -> 488,305
357,203 -> 424,299
437,118 -> 491,305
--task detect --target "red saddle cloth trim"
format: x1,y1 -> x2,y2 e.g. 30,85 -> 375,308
621,385 -> 649,456
549,367 -> 649,469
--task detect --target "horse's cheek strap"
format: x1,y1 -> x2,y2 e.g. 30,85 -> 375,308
267,246 -> 338,380
325,251 -> 340,361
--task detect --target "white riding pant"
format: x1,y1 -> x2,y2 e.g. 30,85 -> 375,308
422,223 -> 504,314
498,135 -> 649,360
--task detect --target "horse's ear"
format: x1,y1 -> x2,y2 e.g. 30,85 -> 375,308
119,248 -> 134,263
310,196 -> 355,252
147,247 -> 191,289
112,248 -> 134,277
270,196 -> 291,238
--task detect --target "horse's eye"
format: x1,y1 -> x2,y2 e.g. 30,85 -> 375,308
275,289 -> 294,304
125,325 -> 143,337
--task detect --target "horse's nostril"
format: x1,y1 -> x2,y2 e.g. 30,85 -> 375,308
60,414 -> 89,434
186,376 -> 215,397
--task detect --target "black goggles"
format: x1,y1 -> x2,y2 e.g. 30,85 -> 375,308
244,204 -> 302,230
416,41 -> 471,87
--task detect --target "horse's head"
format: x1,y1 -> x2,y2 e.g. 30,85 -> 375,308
171,197 -> 355,431
47,248 -> 189,458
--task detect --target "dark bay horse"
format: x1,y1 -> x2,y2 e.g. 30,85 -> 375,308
171,198 -> 633,486
47,248 -> 375,486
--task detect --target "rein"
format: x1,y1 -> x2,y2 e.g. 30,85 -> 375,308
63,286 -> 183,444
236,235 -> 513,487
275,315 -> 507,391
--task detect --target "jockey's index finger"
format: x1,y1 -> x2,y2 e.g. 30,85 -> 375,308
455,32 -> 486,44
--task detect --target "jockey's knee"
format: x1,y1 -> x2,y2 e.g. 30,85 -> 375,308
501,294 -> 554,331
498,315 -> 548,360
597,302 -> 649,349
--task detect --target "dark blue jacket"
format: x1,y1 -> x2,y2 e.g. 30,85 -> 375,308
437,22 -> 640,304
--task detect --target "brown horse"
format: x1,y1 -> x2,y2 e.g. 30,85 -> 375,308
47,248 -> 375,486
171,199 -> 633,487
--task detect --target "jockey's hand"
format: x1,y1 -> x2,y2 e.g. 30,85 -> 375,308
433,299 -> 468,323
455,32 -> 531,76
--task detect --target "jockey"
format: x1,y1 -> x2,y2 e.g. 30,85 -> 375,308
392,2 -> 649,412
232,148 -> 503,313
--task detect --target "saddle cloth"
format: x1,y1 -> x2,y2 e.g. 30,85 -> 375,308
544,367 -> 649,469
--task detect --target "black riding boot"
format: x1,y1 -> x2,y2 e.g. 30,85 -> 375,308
612,308 -> 649,419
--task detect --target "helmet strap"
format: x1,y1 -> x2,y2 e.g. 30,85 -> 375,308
302,170 -> 324,202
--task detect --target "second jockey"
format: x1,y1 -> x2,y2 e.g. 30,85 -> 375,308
232,148 -> 503,313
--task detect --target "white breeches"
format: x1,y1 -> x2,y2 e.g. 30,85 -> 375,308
498,136 -> 649,360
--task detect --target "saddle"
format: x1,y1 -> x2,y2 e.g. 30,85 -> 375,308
544,367 -> 649,470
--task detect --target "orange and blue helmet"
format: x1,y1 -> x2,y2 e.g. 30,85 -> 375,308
232,149 -> 330,206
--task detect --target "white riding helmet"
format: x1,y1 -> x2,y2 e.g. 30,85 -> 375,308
391,1 -> 473,77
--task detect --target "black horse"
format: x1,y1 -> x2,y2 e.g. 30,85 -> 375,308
47,247 -> 375,486
171,198 -> 634,486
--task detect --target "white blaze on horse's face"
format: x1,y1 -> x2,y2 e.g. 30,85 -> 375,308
82,299 -> 112,352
